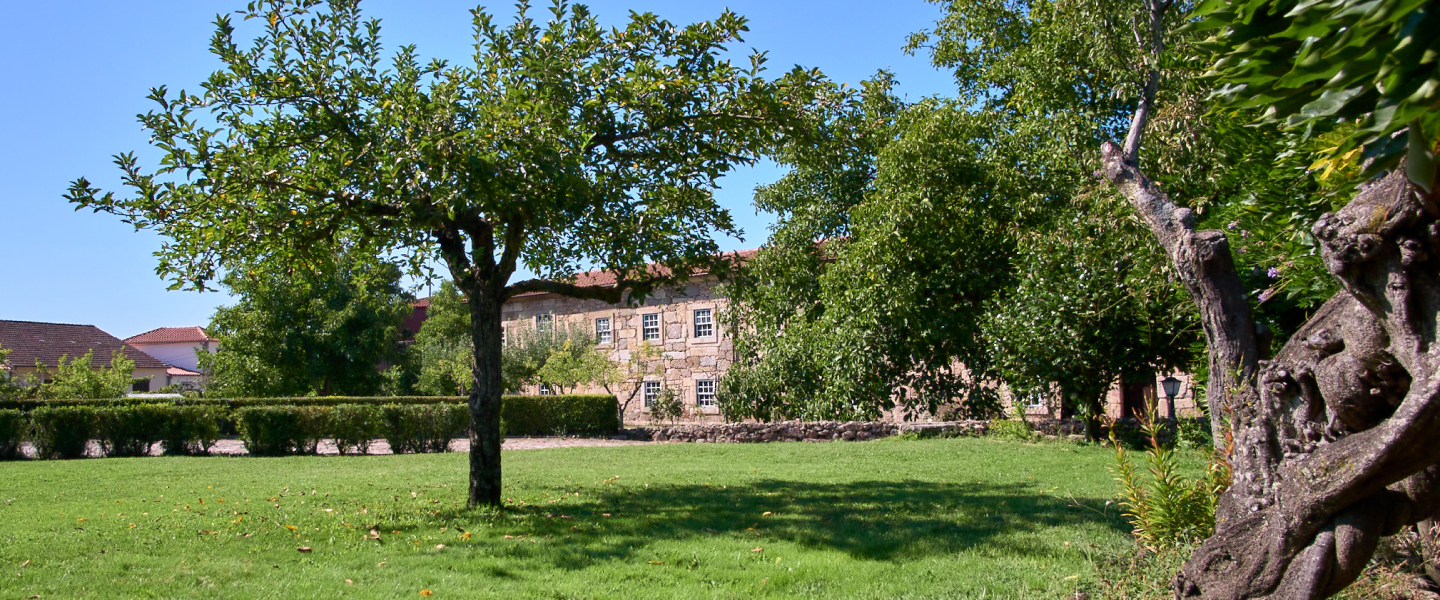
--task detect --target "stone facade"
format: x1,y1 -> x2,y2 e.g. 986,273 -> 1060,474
443,264 -> 1202,426
501,277 -> 732,424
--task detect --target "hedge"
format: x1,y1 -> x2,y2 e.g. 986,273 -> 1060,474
0,409 -> 23,460
0,394 -> 617,459
501,394 -> 619,436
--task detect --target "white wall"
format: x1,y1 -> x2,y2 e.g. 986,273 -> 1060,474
131,342 -> 212,371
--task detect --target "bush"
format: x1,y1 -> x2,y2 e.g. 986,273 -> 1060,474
95,404 -> 167,457
235,406 -> 328,456
330,404 -> 383,455
503,394 -> 618,436
159,405 -> 222,455
988,419 -> 1035,442
30,406 -> 96,459
0,409 -> 23,460
1110,413 -> 1228,550
381,403 -> 468,453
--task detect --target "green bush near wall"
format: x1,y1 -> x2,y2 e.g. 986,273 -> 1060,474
0,409 -> 24,460
502,394 -> 619,436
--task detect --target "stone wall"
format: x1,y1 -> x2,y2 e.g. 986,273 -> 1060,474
613,418 -> 1095,443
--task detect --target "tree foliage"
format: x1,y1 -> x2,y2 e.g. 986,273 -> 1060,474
1194,0 -> 1440,188
199,253 -> 411,397
34,350 -> 136,400
67,0 -> 807,507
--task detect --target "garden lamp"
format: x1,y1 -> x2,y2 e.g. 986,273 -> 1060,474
1161,376 -> 1182,424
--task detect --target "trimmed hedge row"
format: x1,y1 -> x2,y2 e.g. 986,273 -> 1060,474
21,404 -> 222,459
502,394 -> 618,436
0,395 -> 464,412
235,404 -> 473,456
0,395 -> 617,459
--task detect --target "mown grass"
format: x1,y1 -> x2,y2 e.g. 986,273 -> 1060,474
0,437 -> 1136,599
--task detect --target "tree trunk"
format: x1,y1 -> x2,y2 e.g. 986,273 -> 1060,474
466,287 -> 505,509
1105,141 -> 1440,598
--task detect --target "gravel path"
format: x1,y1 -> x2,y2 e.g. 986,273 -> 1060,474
17,436 -> 651,458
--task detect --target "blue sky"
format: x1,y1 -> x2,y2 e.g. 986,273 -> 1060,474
0,0 -> 955,338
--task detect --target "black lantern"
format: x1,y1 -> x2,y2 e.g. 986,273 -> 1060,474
1160,376 -> 1182,423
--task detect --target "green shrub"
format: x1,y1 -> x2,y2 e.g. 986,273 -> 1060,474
235,406 -> 328,456
30,406 -> 96,459
1110,412 -> 1228,550
988,419 -> 1035,442
95,404 -> 167,457
0,409 -> 24,460
381,403 -> 469,453
502,394 -> 618,436
159,405 -> 222,456
330,404 -> 383,455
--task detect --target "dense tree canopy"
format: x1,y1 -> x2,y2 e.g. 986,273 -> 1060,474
200,253 -> 411,397
68,0 -> 810,507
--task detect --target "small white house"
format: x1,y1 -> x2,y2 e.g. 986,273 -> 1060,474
124,326 -> 215,388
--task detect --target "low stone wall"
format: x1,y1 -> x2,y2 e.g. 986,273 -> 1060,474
616,418 -> 1091,444
618,420 -> 987,443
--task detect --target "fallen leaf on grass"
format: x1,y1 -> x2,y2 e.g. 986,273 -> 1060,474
762,512 -> 773,516
751,548 -> 763,553
419,590 -> 433,597
345,579 -> 353,585
297,547 -> 312,553
504,535 -> 514,539
435,545 -> 445,550
283,525 -> 297,531
461,532 -> 472,541
377,562 -> 388,568
20,561 -> 29,568
648,561 -> 663,565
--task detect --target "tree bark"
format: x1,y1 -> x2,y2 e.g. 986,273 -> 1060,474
1106,138 -> 1440,598
465,283 -> 506,509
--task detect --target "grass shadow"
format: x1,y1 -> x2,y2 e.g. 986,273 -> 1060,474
456,478 -> 1129,570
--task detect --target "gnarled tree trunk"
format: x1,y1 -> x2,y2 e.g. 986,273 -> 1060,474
1103,141 -> 1440,599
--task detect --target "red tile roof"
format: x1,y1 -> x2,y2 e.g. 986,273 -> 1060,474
166,366 -> 202,377
411,249 -> 759,306
0,320 -> 171,370
125,326 -> 215,345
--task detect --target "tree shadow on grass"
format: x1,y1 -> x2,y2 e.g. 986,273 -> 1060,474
466,478 -> 1129,570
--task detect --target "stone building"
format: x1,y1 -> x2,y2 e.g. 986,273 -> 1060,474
498,268 -> 736,425
411,250 -> 1200,425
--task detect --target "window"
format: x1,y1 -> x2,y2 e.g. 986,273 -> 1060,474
535,313 -> 553,334
643,381 -> 661,407
539,383 -> 554,396
595,317 -> 612,344
501,328 -> 508,347
642,313 -> 660,341
693,309 -> 713,338
696,380 -> 716,407
1022,390 -> 1046,409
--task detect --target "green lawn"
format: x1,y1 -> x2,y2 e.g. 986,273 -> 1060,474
0,438 -> 1136,599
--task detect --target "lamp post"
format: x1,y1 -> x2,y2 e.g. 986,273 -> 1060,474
1160,375 -> 1182,425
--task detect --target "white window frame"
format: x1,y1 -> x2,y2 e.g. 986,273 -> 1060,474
696,379 -> 716,408
641,313 -> 660,341
595,317 -> 612,344
539,383 -> 554,396
643,381 -> 661,408
693,309 -> 714,338
1022,390 -> 1046,409
535,313 -> 553,334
